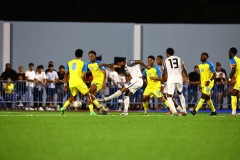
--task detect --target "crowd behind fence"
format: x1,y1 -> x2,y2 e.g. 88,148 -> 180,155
0,80 -> 236,111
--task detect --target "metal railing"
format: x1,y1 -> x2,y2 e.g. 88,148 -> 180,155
0,80 -> 234,110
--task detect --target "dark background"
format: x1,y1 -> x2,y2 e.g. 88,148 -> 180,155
1,0 -> 240,23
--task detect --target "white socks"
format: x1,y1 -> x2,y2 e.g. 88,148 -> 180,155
176,106 -> 183,112
105,90 -> 122,101
167,97 -> 177,113
123,96 -> 129,113
179,94 -> 187,112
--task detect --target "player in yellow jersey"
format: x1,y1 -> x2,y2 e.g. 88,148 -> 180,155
60,49 -> 107,115
191,52 -> 217,116
228,47 -> 239,116
87,50 -> 108,114
142,55 -> 172,115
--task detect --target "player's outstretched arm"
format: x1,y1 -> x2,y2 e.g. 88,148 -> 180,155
134,60 -> 150,69
100,63 -> 115,69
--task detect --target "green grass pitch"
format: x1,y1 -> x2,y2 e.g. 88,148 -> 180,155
0,111 -> 240,160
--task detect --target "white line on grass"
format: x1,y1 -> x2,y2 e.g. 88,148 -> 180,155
0,114 -> 229,118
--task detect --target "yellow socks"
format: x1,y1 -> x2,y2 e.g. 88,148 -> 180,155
231,96 -> 237,114
89,104 -> 94,112
195,98 -> 205,112
207,100 -> 216,112
142,101 -> 148,112
62,100 -> 70,109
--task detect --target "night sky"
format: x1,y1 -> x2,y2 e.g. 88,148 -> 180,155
1,0 -> 240,23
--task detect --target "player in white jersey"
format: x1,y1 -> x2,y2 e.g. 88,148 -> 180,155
162,48 -> 188,116
157,55 -> 184,115
98,58 -> 150,115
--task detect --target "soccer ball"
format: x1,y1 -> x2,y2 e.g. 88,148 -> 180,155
72,100 -> 82,108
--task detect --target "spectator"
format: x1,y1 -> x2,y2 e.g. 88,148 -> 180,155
216,62 -> 228,80
45,61 -> 57,74
15,75 -> 27,109
56,65 -> 66,110
17,66 -> 25,80
188,65 -> 200,108
214,65 -> 227,109
46,63 -> 58,110
0,92 -> 6,110
25,63 -> 35,111
3,78 -> 15,109
34,65 -> 46,111
0,63 -> 18,81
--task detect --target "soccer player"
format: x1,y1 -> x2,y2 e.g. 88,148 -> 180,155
157,55 -> 184,115
142,55 -> 172,115
60,49 -> 107,115
98,58 -> 150,115
191,52 -> 217,116
162,48 -> 188,116
87,51 -> 106,95
228,47 -> 239,116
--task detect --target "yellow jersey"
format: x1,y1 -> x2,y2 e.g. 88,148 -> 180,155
198,61 -> 215,87
66,59 -> 87,87
230,56 -> 240,82
142,66 -> 161,88
87,60 -> 105,82
4,83 -> 14,94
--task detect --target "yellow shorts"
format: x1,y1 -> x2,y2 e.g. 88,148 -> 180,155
91,80 -> 103,93
233,82 -> 240,91
69,83 -> 89,96
201,86 -> 213,96
143,87 -> 163,98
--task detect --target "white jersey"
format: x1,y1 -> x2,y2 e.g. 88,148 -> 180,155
164,55 -> 184,83
126,60 -> 142,78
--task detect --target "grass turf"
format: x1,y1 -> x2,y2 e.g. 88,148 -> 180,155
0,111 -> 240,160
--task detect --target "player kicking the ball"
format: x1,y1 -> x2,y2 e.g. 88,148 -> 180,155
97,58 -> 150,115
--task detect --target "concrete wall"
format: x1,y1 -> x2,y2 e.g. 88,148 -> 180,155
10,22 -> 134,71
1,22 -> 240,75
141,24 -> 240,74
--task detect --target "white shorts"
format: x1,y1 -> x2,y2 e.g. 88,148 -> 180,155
167,82 -> 183,95
124,77 -> 143,94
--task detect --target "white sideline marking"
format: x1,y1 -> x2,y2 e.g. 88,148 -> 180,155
0,114 -> 229,117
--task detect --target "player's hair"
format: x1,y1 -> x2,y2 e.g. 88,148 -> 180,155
148,55 -> 155,61
48,64 -> 54,68
157,55 -> 163,59
96,55 -> 102,61
59,65 -> 65,69
230,47 -> 237,55
75,49 -> 83,57
29,63 -> 34,67
202,52 -> 209,58
166,48 -> 174,55
88,50 -> 97,56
